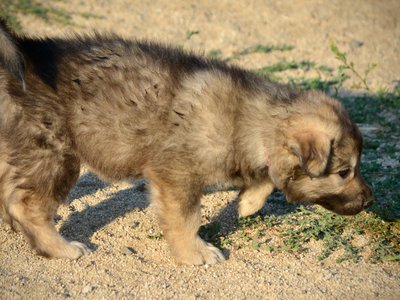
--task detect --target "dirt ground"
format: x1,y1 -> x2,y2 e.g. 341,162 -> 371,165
1,0 -> 399,299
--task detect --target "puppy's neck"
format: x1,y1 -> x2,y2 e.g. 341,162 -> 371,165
233,95 -> 281,181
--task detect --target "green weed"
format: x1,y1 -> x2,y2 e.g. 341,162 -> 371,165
207,49 -> 222,59
0,0 -> 101,32
186,30 -> 200,40
237,43 -> 294,55
224,43 -> 294,62
330,40 -> 377,91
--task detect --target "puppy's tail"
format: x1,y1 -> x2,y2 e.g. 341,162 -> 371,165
0,19 -> 25,90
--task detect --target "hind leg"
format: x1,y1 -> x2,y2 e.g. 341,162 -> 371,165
2,148 -> 90,259
0,150 -> 22,232
7,189 -> 89,259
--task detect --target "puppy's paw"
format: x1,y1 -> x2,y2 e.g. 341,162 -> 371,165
176,237 -> 225,265
10,220 -> 23,232
43,241 -> 91,260
238,194 -> 267,217
197,241 -> 225,265
238,198 -> 264,218
68,241 -> 91,259
238,182 -> 273,218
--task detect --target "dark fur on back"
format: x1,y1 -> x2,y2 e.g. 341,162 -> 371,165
0,20 -> 373,264
2,20 -> 297,100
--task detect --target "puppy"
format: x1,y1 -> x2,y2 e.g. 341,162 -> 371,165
0,20 -> 373,265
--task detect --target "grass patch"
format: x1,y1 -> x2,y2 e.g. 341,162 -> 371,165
229,192 -> 399,263
224,43 -> 294,61
237,43 -> 294,55
0,0 -> 101,32
330,40 -> 377,91
186,30 -> 200,40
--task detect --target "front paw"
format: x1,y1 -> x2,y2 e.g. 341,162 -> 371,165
238,198 -> 264,218
66,241 -> 91,259
36,240 -> 91,259
237,181 -> 274,218
238,191 -> 268,218
174,236 -> 225,265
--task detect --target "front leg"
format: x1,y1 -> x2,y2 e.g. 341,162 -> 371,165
238,180 -> 274,217
148,176 -> 225,265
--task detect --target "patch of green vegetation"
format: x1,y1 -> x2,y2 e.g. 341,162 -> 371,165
255,59 -> 306,75
237,43 -> 294,55
0,0 -> 101,32
330,40 -> 377,91
186,30 -> 200,40
207,49 -> 222,59
248,41 -> 378,97
234,201 -> 399,263
289,74 -> 350,92
224,43 -> 294,62
255,59 -> 333,76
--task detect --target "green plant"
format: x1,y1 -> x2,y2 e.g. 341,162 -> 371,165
225,43 -> 294,62
237,43 -> 294,55
207,49 -> 222,59
0,0 -> 101,32
330,40 -> 377,91
186,30 -> 200,40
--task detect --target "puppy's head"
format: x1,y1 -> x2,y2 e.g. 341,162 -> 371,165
270,91 -> 374,215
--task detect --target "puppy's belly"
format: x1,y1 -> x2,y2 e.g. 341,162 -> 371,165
69,122 -> 153,180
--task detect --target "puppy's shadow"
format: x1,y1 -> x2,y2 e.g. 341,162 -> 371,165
60,175 -> 299,252
60,175 -> 149,249
67,172 -> 109,200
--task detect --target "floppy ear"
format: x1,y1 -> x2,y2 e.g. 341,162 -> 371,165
288,131 -> 331,177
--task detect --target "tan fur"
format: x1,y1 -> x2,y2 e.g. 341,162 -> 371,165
238,179 -> 274,217
0,21 -> 373,265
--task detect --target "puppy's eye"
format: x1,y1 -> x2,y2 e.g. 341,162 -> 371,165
338,168 -> 351,179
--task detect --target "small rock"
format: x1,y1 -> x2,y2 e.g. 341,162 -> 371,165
121,247 -> 136,255
17,275 -> 29,282
63,290 -> 72,298
350,39 -> 364,48
82,285 -> 93,294
128,221 -> 140,228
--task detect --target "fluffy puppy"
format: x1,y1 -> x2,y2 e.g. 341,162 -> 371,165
0,20 -> 373,264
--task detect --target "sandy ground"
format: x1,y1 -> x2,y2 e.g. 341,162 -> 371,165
1,0 -> 400,299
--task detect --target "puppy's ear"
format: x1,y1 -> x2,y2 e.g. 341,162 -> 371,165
289,131 -> 331,177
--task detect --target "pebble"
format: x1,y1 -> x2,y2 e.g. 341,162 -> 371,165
82,285 -> 94,294
350,39 -> 364,49
121,246 -> 136,255
128,221 -> 140,228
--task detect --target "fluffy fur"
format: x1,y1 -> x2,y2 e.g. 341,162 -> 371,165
0,20 -> 373,264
